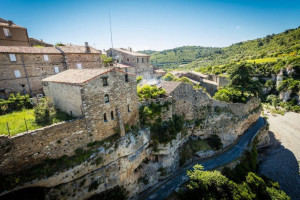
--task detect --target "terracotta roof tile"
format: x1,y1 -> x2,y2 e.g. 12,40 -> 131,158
110,48 -> 149,57
0,46 -> 60,54
42,68 -> 135,85
42,69 -> 112,85
159,81 -> 182,95
56,46 -> 100,54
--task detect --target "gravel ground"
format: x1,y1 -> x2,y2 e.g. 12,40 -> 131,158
259,111 -> 300,200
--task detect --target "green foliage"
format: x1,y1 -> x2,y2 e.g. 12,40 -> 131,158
213,63 -> 262,103
151,115 -> 184,147
0,108 -> 73,136
137,85 -> 166,101
87,186 -> 128,200
101,54 -> 113,66
277,78 -> 300,93
34,98 -> 53,125
0,93 -> 32,115
214,87 -> 247,103
162,73 -> 192,84
55,43 -> 65,46
179,138 -> 212,167
176,164 -> 290,200
136,76 -> 143,84
206,135 -> 222,150
139,102 -> 171,126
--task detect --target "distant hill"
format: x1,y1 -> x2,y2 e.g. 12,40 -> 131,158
137,50 -> 157,55
145,26 -> 300,73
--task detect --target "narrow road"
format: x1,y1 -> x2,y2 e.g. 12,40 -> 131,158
139,117 -> 265,200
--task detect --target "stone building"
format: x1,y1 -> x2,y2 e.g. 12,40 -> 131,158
42,68 -> 139,138
106,48 -> 153,79
0,44 -> 102,98
0,18 -> 30,46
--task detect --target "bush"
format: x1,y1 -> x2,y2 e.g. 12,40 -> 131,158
34,97 -> 55,125
176,164 -> 290,200
206,135 -> 222,150
137,85 -> 166,101
0,93 -> 32,115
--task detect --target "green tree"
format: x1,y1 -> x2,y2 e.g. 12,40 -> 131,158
101,54 -> 113,67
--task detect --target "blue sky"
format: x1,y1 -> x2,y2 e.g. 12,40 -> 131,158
1,0 -> 300,51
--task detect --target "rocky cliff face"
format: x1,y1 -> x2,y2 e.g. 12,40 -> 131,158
0,95 -> 262,200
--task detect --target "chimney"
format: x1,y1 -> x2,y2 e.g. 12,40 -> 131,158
85,42 -> 91,53
8,20 -> 13,26
130,47 -> 132,52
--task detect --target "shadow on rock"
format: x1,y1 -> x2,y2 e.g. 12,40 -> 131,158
258,131 -> 300,200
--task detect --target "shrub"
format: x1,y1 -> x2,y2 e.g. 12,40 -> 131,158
34,97 -> 55,125
0,93 -> 32,115
137,85 -> 166,101
206,135 -> 222,150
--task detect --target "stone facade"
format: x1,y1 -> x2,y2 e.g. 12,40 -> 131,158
0,45 -> 102,98
0,18 -> 30,46
106,48 -> 153,79
43,68 -> 139,140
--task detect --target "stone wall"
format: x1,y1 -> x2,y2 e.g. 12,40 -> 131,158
82,70 -> 139,140
106,48 -> 153,79
0,53 -> 65,96
0,50 -> 102,98
43,82 -> 83,117
0,118 -> 89,174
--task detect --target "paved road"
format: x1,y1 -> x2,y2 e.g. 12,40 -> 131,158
139,117 -> 265,200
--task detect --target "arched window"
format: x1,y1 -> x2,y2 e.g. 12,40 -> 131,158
104,113 -> 107,122
104,94 -> 109,103
125,74 -> 129,82
111,111 -> 114,120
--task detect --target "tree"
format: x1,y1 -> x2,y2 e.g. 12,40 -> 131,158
101,54 -> 113,67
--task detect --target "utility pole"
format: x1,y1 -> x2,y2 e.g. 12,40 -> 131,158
109,9 -> 114,58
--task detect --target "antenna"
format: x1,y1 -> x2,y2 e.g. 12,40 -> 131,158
109,9 -> 114,58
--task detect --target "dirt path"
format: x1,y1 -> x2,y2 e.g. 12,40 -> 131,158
259,111 -> 300,200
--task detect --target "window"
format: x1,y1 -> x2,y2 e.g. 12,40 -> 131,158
54,66 -> 59,74
137,58 -> 139,63
104,113 -> 107,122
104,94 -> 109,103
14,70 -> 21,78
127,58 -> 129,61
9,54 -> 16,62
77,63 -> 82,69
102,77 -> 108,86
43,55 -> 49,62
125,74 -> 129,82
3,28 -> 11,37
128,105 -> 130,112
142,58 -> 144,63
111,111 -> 114,120
147,58 -> 149,63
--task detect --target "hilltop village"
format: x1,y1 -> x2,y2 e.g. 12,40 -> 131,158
0,18 -> 293,200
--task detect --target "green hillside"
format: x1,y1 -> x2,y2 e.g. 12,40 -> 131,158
140,46 -> 221,70
146,26 -> 300,74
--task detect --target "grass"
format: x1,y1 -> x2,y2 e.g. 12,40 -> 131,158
0,109 -> 73,136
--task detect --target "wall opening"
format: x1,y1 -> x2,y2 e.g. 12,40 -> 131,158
104,94 -> 109,103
